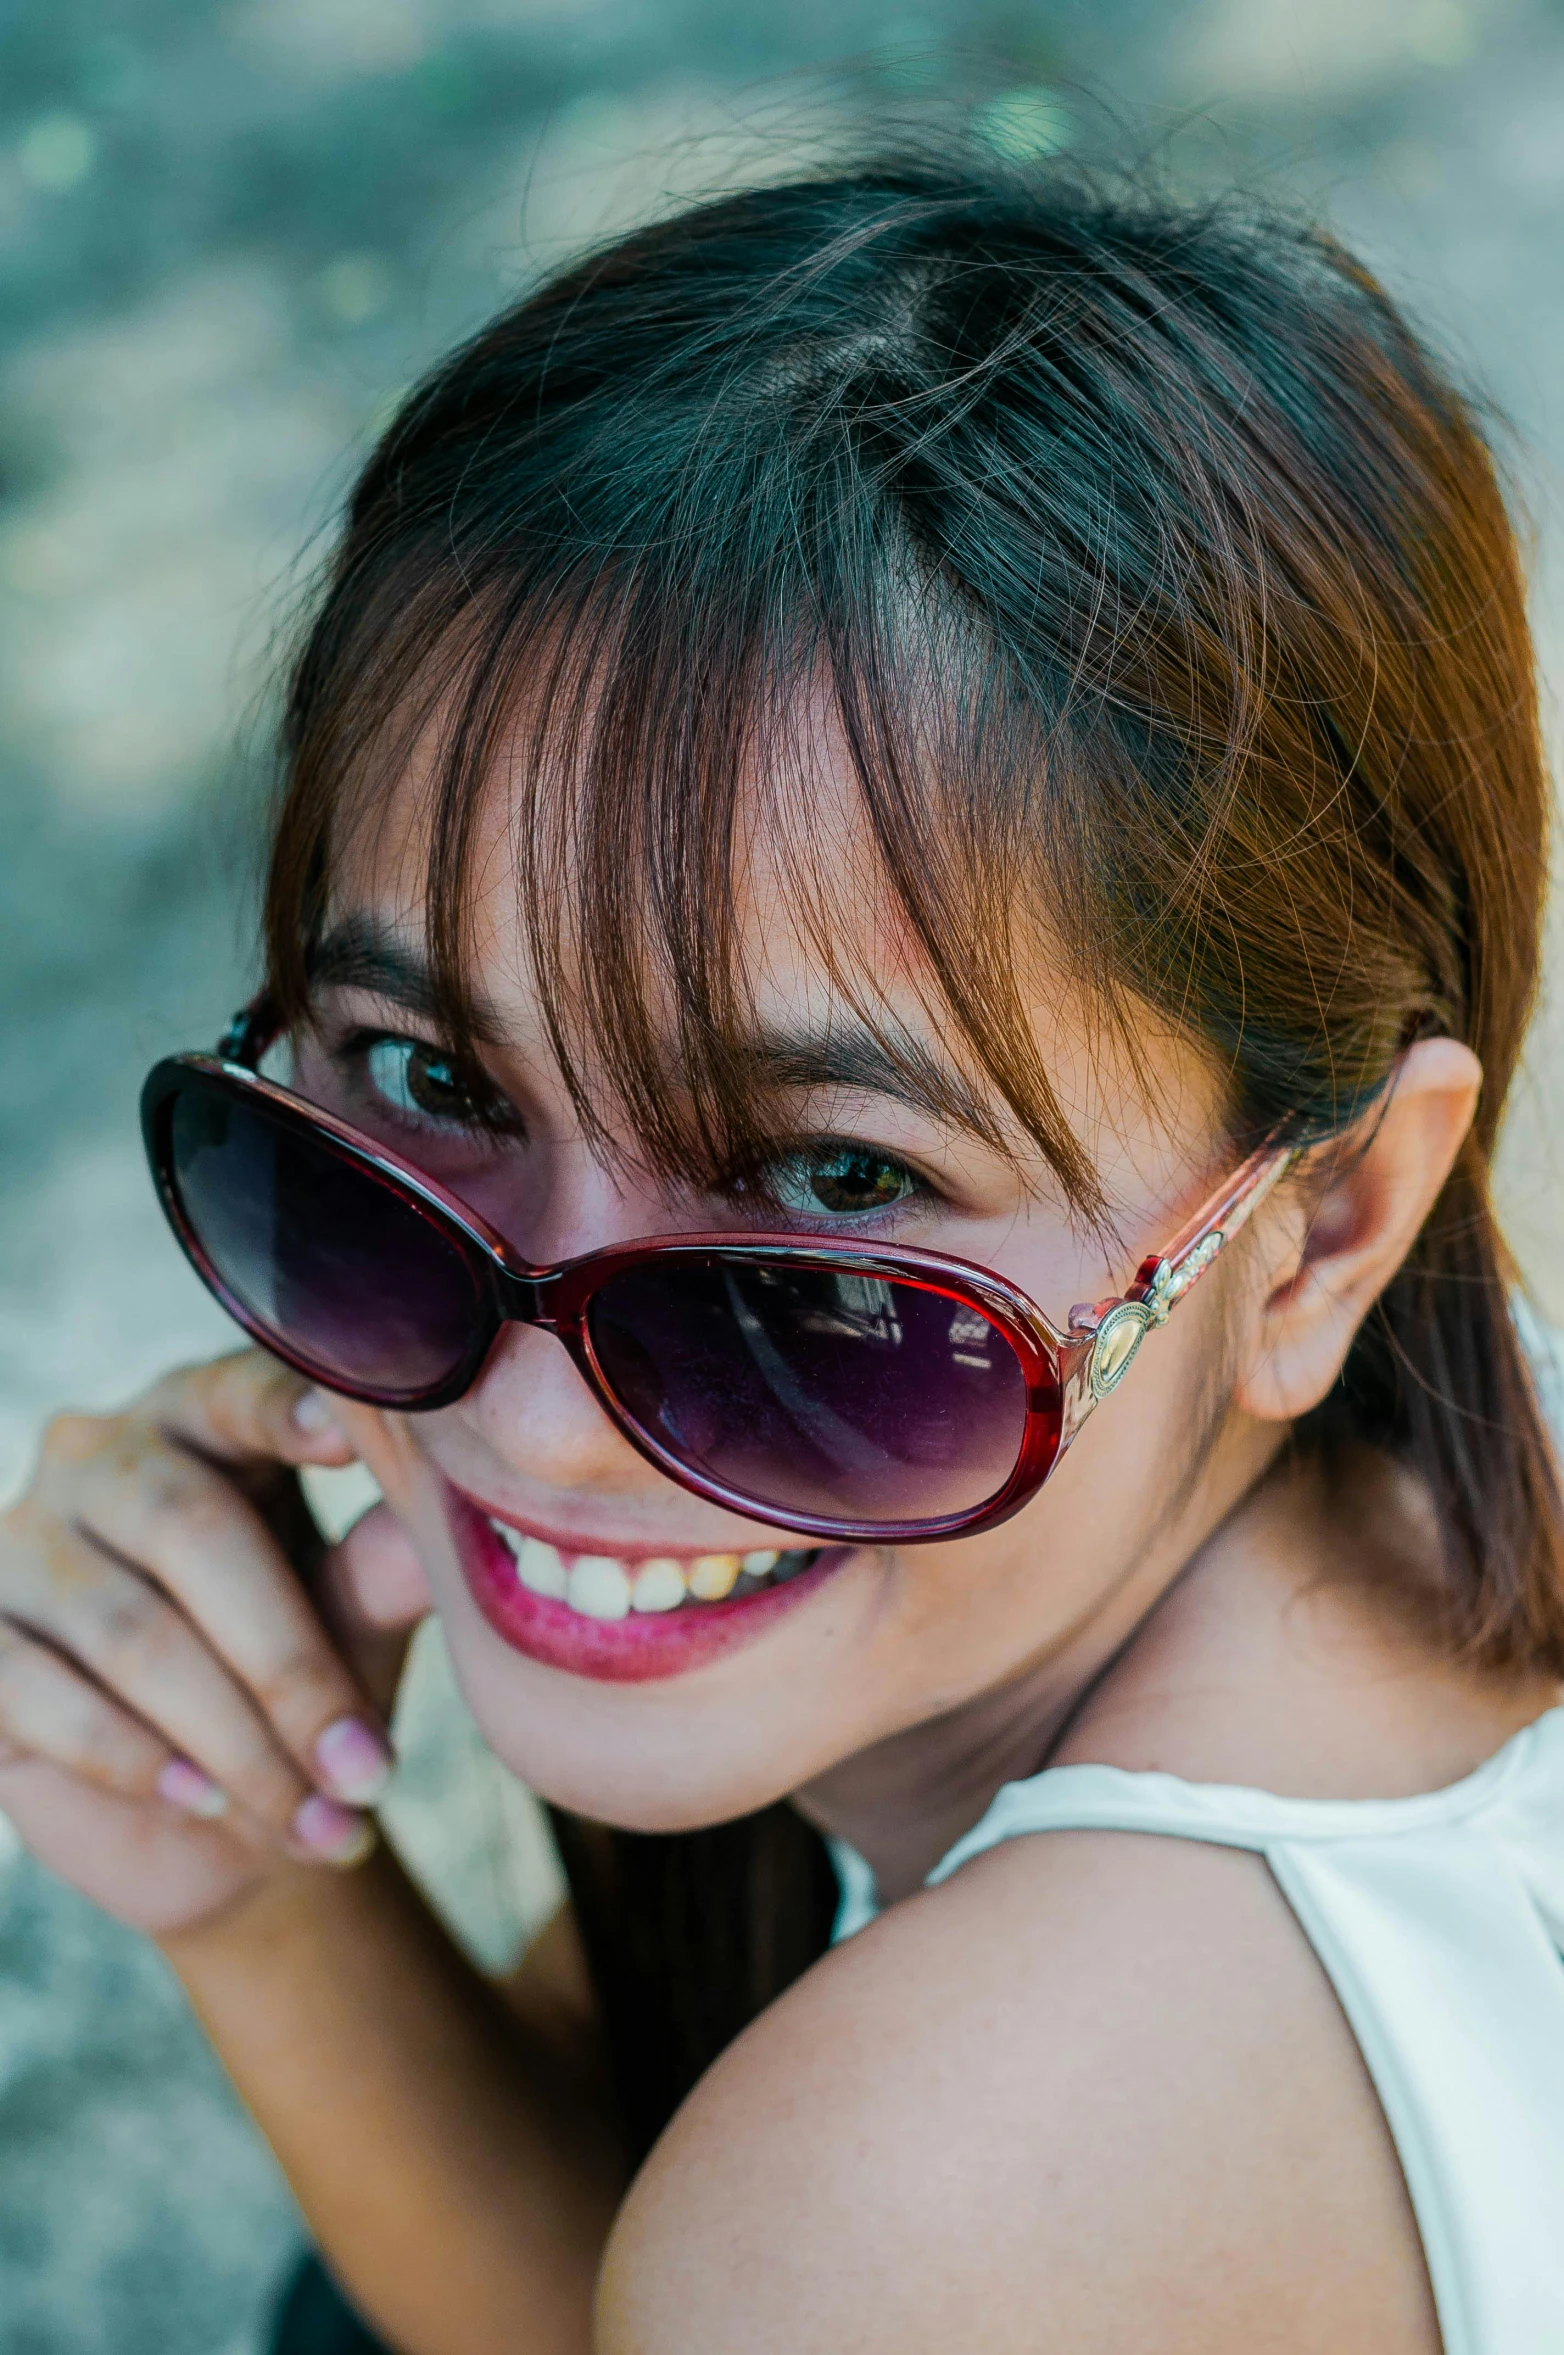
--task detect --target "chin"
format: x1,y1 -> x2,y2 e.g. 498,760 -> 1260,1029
424,1581 -> 862,1833
461,1663 -> 817,1830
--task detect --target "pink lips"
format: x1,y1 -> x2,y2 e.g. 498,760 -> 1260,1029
446,1486 -> 844,1683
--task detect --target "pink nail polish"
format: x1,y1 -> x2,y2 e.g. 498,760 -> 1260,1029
292,1389 -> 338,1437
292,1793 -> 376,1864
314,1716 -> 394,1806
157,1759 -> 228,1820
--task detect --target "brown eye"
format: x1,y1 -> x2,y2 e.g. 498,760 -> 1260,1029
776,1146 -> 916,1217
365,1037 -> 492,1127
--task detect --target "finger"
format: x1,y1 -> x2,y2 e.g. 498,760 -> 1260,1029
64,1440 -> 394,1806
0,1755 -> 337,1938
142,1350 -> 359,1474
0,1618 -> 180,1804
316,1503 -> 432,1711
12,1537 -> 314,1826
3,1514 -> 353,1844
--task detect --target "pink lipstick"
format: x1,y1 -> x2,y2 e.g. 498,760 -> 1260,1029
445,1484 -> 845,1682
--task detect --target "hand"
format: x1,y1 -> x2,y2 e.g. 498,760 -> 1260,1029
0,1350 -> 431,1936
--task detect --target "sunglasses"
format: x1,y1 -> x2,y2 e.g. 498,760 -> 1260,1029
141,1002 -> 1294,1546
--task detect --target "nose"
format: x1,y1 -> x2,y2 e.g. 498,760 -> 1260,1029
457,1317 -> 654,1493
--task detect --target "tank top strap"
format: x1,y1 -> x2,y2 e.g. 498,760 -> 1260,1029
926,1721 -> 1559,1889
828,1765 -> 1279,1941
927,1760 -> 1287,1883
828,1718 -> 1559,1943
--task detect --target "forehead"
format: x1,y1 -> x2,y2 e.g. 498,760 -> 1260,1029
336,685 -> 936,1026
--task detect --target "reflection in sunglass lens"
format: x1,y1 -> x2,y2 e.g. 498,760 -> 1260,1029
588,1252 -> 1036,1526
166,1078 -> 485,1400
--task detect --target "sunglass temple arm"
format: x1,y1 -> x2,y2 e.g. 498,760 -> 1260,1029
1064,1140 -> 1299,1409
218,996 -> 286,1068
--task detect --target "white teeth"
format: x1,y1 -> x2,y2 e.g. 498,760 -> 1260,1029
566,1555 -> 633,1620
491,1517 -> 811,1619
631,1559 -> 688,1614
516,1536 -> 567,1599
688,1552 -> 741,1602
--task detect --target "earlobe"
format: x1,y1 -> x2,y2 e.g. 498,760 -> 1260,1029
1234,1038 -> 1483,1425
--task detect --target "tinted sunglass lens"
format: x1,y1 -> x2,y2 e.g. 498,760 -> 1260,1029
163,1079 -> 486,1401
588,1253 -> 1038,1528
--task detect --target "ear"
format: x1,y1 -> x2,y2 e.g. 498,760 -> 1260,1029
1235,1037 -> 1483,1424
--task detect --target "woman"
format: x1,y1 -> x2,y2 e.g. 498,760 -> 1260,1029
2,158 -> 1561,2354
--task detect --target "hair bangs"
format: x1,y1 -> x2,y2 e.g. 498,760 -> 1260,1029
274,528 -> 1112,1213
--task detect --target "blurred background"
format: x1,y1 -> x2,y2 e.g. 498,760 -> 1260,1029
3,0 -> 1564,2346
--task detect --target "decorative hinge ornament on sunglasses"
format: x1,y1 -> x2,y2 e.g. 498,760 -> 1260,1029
1148,1231 -> 1228,1320
1085,1231 -> 1227,1402
1077,1148 -> 1296,1408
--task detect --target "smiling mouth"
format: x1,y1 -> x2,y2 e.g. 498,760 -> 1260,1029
448,1484 -> 844,1681
483,1521 -> 822,1620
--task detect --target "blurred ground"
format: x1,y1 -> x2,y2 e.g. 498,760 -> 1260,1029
3,0 -> 1564,2347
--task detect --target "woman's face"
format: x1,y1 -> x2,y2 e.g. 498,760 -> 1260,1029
302,725 -> 1277,1830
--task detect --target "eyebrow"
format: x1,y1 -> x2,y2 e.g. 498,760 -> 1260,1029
738,1021 -> 1008,1147
307,914 -> 507,1042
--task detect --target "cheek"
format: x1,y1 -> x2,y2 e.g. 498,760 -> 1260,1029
1057,1299 -> 1233,1530
327,1403 -> 425,1509
880,1516 -> 1106,1689
916,1318 -> 1231,1637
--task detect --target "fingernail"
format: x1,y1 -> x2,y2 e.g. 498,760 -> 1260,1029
292,1389 -> 338,1437
292,1793 -> 377,1865
314,1716 -> 394,1806
157,1759 -> 228,1820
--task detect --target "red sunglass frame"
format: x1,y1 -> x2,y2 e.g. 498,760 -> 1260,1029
141,1002 -> 1295,1545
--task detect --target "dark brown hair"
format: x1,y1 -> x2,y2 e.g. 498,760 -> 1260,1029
266,157 -> 1563,2155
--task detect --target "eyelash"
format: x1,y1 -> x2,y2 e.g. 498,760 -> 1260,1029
339,1029 -> 523,1139
331,1028 -> 938,1221
738,1140 -> 937,1225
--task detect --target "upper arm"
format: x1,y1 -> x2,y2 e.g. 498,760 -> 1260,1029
596,1831 -> 1438,2355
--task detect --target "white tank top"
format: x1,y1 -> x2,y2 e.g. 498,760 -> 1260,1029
829,1705 -> 1564,2355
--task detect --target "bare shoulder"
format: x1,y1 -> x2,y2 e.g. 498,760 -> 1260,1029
597,1826 -> 1438,2355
